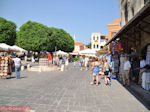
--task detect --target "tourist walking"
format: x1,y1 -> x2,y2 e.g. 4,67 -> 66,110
122,57 -> 131,86
84,56 -> 89,70
65,55 -> 69,70
60,56 -> 66,71
24,54 -> 27,63
139,56 -> 146,84
13,55 -> 21,79
55,55 -> 59,67
80,56 -> 84,70
31,54 -> 35,63
47,53 -> 52,67
52,55 -> 56,66
91,58 -> 100,86
104,60 -> 111,85
73,60 -> 76,68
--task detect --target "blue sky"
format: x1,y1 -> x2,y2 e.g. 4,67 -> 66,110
0,0 -> 119,44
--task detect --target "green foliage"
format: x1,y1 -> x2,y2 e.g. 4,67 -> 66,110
86,43 -> 91,48
0,17 -> 16,45
16,21 -> 50,52
16,21 -> 74,52
73,57 -> 79,61
48,28 -> 74,52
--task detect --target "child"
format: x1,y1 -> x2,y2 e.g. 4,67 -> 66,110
73,61 -> 76,68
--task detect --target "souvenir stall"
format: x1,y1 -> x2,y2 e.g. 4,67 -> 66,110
142,45 -> 150,90
0,56 -> 13,79
0,43 -> 23,79
111,41 -> 120,79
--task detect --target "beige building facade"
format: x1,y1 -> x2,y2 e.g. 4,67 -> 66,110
91,33 -> 107,51
73,42 -> 85,53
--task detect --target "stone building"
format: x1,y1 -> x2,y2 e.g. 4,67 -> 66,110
91,33 -> 107,51
108,18 -> 120,40
107,0 -> 150,57
73,42 -> 85,53
119,0 -> 150,27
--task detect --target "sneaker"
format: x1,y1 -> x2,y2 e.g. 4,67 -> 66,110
90,82 -> 94,85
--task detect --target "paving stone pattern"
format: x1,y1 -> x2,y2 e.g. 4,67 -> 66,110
0,64 -> 149,112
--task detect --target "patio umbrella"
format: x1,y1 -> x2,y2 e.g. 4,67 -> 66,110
79,49 -> 96,55
0,43 -> 14,52
12,45 -> 28,53
69,52 -> 79,55
53,50 -> 68,55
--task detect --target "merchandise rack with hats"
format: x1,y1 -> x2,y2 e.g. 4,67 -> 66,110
0,56 -> 12,79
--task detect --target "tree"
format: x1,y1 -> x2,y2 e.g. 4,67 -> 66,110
0,17 -> 16,45
48,28 -> 74,52
86,43 -> 91,49
16,21 -> 50,52
16,21 -> 74,52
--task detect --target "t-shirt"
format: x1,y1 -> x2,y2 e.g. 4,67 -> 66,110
80,58 -> 83,63
48,54 -> 52,60
85,57 -> 89,63
140,60 -> 146,68
123,61 -> 131,71
13,58 -> 21,66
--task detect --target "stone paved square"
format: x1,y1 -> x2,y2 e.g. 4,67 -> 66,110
0,65 -> 149,112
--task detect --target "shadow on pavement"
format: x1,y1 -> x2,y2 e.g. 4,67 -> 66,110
117,79 -> 150,110
6,76 -> 28,79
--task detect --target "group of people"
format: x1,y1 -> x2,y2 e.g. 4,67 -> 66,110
90,57 -> 113,86
0,53 -> 22,79
47,53 -> 69,71
78,55 -> 132,86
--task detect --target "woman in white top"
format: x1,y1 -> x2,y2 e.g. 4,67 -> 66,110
13,55 -> 21,79
65,56 -> 69,70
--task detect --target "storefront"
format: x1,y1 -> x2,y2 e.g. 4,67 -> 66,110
106,2 -> 150,90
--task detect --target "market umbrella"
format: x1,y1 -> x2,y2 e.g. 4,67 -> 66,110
53,50 -> 68,55
85,54 -> 97,57
12,45 -> 28,53
79,49 -> 96,55
0,43 -> 15,52
69,52 -> 79,55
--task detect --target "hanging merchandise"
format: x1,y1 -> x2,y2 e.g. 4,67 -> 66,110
105,54 -> 111,65
119,54 -> 125,81
115,42 -> 119,53
146,45 -> 150,65
112,41 -> 115,55
142,72 -> 150,90
118,42 -> 122,51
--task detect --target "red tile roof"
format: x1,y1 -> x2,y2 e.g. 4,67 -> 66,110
108,18 -> 120,25
75,42 -> 84,46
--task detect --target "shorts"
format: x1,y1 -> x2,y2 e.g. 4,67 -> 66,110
122,70 -> 129,79
93,73 -> 98,76
85,62 -> 88,67
49,60 -> 52,63
80,62 -> 83,67
104,71 -> 109,76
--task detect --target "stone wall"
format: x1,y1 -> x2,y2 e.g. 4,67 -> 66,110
119,0 -> 148,27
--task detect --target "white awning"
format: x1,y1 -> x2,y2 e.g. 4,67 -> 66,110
0,43 -> 14,51
79,49 -> 96,55
53,50 -> 68,55
12,45 -> 28,53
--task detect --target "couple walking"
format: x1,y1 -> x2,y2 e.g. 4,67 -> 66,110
90,58 -> 112,86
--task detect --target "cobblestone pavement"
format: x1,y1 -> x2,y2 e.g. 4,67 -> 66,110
0,64 -> 149,112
